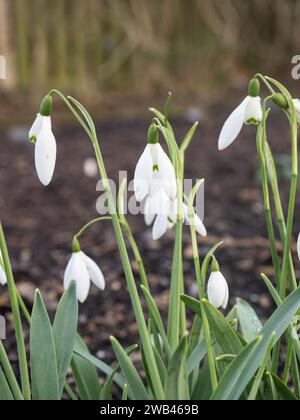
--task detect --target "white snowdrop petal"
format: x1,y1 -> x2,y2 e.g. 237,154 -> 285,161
207,272 -> 228,309
64,253 -> 90,303
194,214 -> 207,237
293,99 -> 300,124
144,197 -> 156,226
244,96 -> 262,124
34,118 -> 57,186
29,114 -> 43,141
152,214 -> 169,241
155,144 -> 177,200
134,145 -> 153,202
218,97 -> 250,151
81,252 -> 105,291
221,279 -> 229,309
0,265 -> 7,285
297,233 -> 300,261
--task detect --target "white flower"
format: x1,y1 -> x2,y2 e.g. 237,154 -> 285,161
0,251 -> 7,286
134,143 -> 177,202
297,233 -> 300,261
218,96 -> 262,151
293,99 -> 300,124
29,114 -> 57,186
207,270 -> 229,310
64,251 -> 105,303
144,192 -> 207,241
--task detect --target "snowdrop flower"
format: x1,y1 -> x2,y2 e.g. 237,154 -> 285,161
0,252 -> 7,286
134,123 -> 177,202
207,258 -> 229,310
144,191 -> 207,241
64,239 -> 105,303
218,79 -> 262,151
29,95 -> 57,186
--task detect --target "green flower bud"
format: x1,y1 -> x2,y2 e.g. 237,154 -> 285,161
148,123 -> 159,144
39,94 -> 53,116
248,78 -> 260,98
211,256 -> 220,273
72,237 -> 81,253
272,93 -> 289,110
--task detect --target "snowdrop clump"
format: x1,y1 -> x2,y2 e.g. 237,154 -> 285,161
1,75 -> 300,401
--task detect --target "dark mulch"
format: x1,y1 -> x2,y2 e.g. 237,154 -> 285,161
0,98 -> 299,377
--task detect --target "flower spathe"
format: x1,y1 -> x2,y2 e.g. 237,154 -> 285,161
64,251 -> 105,303
207,270 -> 229,310
134,143 -> 177,202
29,113 -> 57,186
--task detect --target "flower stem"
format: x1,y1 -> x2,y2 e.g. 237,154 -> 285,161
0,341 -> 23,400
0,223 -> 31,400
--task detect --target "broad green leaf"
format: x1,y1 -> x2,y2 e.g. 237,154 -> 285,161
248,333 -> 275,400
202,300 -> 244,354
71,335 -> 101,400
237,298 -> 263,343
212,337 -> 261,400
269,373 -> 298,401
165,334 -> 189,400
187,336 -> 215,375
141,285 -> 171,358
213,286 -> 300,400
30,290 -> 59,400
0,367 -> 14,400
191,363 -> 212,400
110,337 -> 150,401
53,282 -> 78,396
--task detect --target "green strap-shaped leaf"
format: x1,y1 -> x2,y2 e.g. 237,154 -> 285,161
165,334 -> 189,400
0,366 -> 14,400
53,282 -> 78,396
189,298 -> 244,355
213,286 -> 300,400
71,335 -> 101,400
269,373 -> 298,401
237,298 -> 263,343
30,290 -> 59,400
110,337 -> 150,401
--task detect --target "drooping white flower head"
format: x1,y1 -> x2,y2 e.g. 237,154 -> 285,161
0,251 -> 7,286
29,95 -> 57,186
134,124 -> 177,202
207,258 -> 229,310
144,191 -> 207,241
64,240 -> 105,303
218,79 -> 262,151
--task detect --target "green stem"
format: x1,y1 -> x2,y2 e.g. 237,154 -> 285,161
0,341 -> 23,400
0,223 -> 31,400
91,127 -> 164,400
75,217 -> 112,238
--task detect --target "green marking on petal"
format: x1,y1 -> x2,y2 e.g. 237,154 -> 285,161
153,164 -> 159,172
245,118 -> 259,125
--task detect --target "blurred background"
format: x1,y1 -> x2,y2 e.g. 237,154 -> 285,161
0,0 -> 300,371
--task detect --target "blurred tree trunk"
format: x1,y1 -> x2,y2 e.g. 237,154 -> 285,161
32,0 -> 48,93
14,0 -> 30,91
0,0 -> 17,90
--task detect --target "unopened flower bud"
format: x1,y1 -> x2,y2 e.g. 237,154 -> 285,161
272,93 -> 289,110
